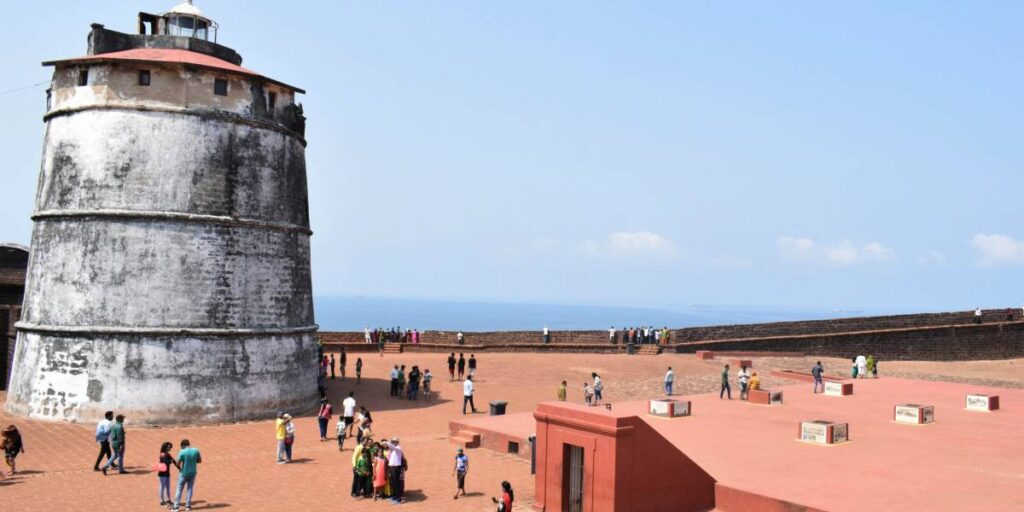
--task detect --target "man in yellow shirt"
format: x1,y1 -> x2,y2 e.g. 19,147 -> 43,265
749,372 -> 761,391
275,411 -> 287,463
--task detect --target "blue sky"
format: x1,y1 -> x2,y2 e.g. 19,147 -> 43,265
1,1 -> 1021,313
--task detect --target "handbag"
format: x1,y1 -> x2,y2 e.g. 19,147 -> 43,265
154,460 -> 168,472
284,436 -> 295,445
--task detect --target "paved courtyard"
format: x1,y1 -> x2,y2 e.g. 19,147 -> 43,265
1,351 -> 1021,511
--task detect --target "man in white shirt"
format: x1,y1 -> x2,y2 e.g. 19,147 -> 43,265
342,392 -> 357,436
543,326 -> 550,344
664,367 -> 675,396
93,410 -> 115,471
364,326 -> 371,343
390,365 -> 400,397
463,376 -> 478,415
457,331 -> 464,345
737,366 -> 750,400
855,355 -> 867,379
608,326 -> 616,344
383,436 -> 405,503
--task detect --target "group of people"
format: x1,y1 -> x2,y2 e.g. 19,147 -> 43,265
556,372 -> 606,407
445,352 -> 477,381
609,326 -> 671,345
851,354 -> 879,379
350,435 -> 407,503
364,326 -> 422,346
388,364 -> 434,400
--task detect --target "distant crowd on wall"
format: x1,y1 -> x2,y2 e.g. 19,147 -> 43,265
363,326 -> 422,345
607,326 -> 671,345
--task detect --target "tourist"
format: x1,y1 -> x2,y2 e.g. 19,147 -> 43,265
662,326 -> 671,345
738,366 -> 750,400
397,365 -> 407,399
364,326 -> 371,343
340,347 -> 347,379
664,366 -> 675,396
609,326 -> 617,344
329,353 -> 336,379
558,380 -> 567,401
413,329 -> 420,344
448,352 -> 457,381
317,368 -> 327,399
357,407 -> 373,443
592,372 -> 604,405
157,441 -> 178,507
383,436 -> 406,503
390,365 -> 400,397
94,410 -> 115,471
351,438 -> 367,497
283,414 -> 295,462
654,329 -> 661,345
355,357 -> 363,384
408,365 -> 422,400
866,355 -> 876,378
170,439 -> 201,512
102,414 -> 126,475
749,371 -> 761,391
457,353 -> 466,380
974,307 -> 983,324
423,368 -> 433,400
583,383 -> 594,406
336,413 -> 348,452
492,481 -> 514,512
719,365 -> 732,400
468,354 -> 478,378
453,446 -> 469,499
851,358 -> 858,378
378,330 -> 385,356
458,330 -> 465,345
463,375 -> 478,414
275,411 -> 287,463
872,359 -> 880,379
856,354 -> 867,379
543,325 -> 550,344
372,442 -> 388,500
317,398 -> 333,442
812,361 -> 825,393
353,444 -> 372,499
2,425 -> 24,476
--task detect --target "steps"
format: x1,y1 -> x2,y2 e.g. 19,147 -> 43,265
383,343 -> 403,354
635,345 -> 662,355
450,430 -> 481,449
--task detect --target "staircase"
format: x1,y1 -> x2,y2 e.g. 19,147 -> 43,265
636,345 -> 662,355
383,343 -> 403,354
450,429 -> 481,449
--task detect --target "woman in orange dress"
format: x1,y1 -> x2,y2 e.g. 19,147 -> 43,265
373,445 -> 388,500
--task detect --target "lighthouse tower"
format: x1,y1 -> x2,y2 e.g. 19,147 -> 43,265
6,2 -> 317,424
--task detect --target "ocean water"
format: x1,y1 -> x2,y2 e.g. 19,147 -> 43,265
313,296 -> 870,331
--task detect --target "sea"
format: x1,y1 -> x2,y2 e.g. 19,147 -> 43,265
313,296 -> 879,332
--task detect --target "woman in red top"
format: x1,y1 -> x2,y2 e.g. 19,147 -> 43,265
491,481 -> 513,511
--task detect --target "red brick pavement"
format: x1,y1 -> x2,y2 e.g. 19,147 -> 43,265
1,352 -> 1020,511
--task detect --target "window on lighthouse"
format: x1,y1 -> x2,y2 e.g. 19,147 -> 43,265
138,70 -> 151,86
214,78 -> 228,96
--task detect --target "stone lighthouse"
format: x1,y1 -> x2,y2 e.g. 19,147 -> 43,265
6,1 -> 317,425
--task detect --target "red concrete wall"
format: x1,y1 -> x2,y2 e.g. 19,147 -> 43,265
533,403 -> 714,512
714,483 -> 829,512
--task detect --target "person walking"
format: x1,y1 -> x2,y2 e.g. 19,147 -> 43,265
423,369 -> 433,400
342,392 -> 357,437
738,366 -> 750,400
453,447 -> 469,499
851,358 -> 859,379
317,398 -> 333,442
170,439 -> 201,512
583,383 -> 594,406
457,353 -> 466,380
664,367 -> 675,396
856,354 -> 867,379
94,410 -> 115,471
447,352 -> 457,382
812,361 -> 824,393
592,372 -> 604,405
2,425 -> 24,476
383,436 -> 406,504
157,441 -> 178,507
492,481 -> 514,512
468,354 -> 477,378
557,380 -> 567,401
330,353 -> 336,379
463,375 -> 478,414
283,414 -> 295,462
102,414 -> 127,475
355,357 -> 363,384
719,365 -> 732,400
336,414 -> 348,452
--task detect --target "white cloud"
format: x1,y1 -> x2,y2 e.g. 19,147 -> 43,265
971,234 -> 1024,266
917,250 -> 946,265
582,231 -> 677,259
708,254 -> 753,269
778,236 -> 894,266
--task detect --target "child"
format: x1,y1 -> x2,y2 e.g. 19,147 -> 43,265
558,381 -> 567,401
851,358 -> 858,378
2,425 -> 24,476
423,369 -> 433,400
336,415 -> 347,452
156,441 -> 178,506
583,383 -> 594,406
372,445 -> 387,500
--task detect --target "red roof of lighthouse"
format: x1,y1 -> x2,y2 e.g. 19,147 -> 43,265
42,48 -> 304,93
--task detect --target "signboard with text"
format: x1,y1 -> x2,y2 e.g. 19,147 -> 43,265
965,394 -> 999,411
